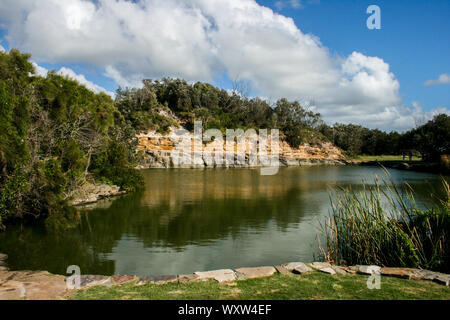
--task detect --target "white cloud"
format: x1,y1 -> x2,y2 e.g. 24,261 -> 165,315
31,62 -> 115,97
0,0 -> 447,131
425,73 -> 450,86
0,44 -> 5,52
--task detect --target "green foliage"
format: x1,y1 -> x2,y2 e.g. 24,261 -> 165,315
320,174 -> 450,273
0,49 -> 142,229
402,114 -> 450,161
318,115 -> 449,159
118,78 -> 324,148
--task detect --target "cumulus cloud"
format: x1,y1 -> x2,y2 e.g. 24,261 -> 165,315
31,62 -> 114,97
0,0 -> 447,130
425,73 -> 450,86
0,44 -> 5,52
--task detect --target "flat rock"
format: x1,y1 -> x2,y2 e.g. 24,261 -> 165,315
0,271 -> 67,300
79,275 -> 113,288
0,267 -> 8,271
332,266 -> 348,275
293,264 -> 313,275
358,265 -> 381,275
137,275 -> 177,285
308,262 -> 332,270
413,269 -> 443,281
111,275 -> 136,285
433,275 -> 450,286
195,269 -> 236,283
274,266 -> 290,275
282,262 -> 306,271
380,267 -> 419,279
234,267 -> 277,280
319,267 -> 336,275
0,254 -> 7,261
178,274 -> 200,283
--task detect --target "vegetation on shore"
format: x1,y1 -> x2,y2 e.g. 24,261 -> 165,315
0,50 -> 142,230
70,273 -> 450,300
318,114 -> 450,160
320,174 -> 450,273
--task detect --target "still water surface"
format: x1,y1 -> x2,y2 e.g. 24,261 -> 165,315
0,166 -> 443,276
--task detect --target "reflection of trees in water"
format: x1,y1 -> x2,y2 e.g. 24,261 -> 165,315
0,222 -> 115,275
0,168 -> 441,276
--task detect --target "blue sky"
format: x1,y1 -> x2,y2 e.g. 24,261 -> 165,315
259,0 -> 450,111
0,0 -> 448,131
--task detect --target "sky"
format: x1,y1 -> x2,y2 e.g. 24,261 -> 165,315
0,0 -> 448,132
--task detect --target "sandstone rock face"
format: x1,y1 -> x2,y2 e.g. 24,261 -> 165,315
235,267 -> 277,280
137,129 -> 346,169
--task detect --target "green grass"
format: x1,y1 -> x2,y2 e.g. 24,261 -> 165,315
69,273 -> 450,300
355,155 -> 422,162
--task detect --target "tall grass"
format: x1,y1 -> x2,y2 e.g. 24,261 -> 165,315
319,171 -> 449,273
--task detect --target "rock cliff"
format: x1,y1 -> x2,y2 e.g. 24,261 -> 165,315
136,127 -> 347,169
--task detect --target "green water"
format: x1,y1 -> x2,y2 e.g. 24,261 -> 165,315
0,166 -> 443,276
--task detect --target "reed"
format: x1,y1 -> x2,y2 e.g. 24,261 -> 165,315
319,170 -> 449,273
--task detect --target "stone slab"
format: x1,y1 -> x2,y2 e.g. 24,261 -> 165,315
293,264 -> 313,275
358,265 -> 381,275
195,269 -> 236,283
234,267 -> 277,280
282,262 -> 307,271
433,275 -> 450,286
138,275 -> 177,285
332,266 -> 348,275
414,269 -> 443,281
319,267 -> 336,275
79,275 -> 113,288
380,268 -> 419,279
111,275 -> 136,285
274,266 -> 290,275
0,271 -> 67,300
178,274 -> 200,283
0,254 -> 7,261
308,262 -> 332,270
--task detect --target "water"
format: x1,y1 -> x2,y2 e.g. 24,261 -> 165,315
0,166 -> 443,276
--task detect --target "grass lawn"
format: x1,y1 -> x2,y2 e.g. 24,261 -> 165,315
355,155 -> 422,162
70,272 -> 450,300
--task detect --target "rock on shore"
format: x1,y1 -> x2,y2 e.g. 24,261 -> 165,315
68,183 -> 126,206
